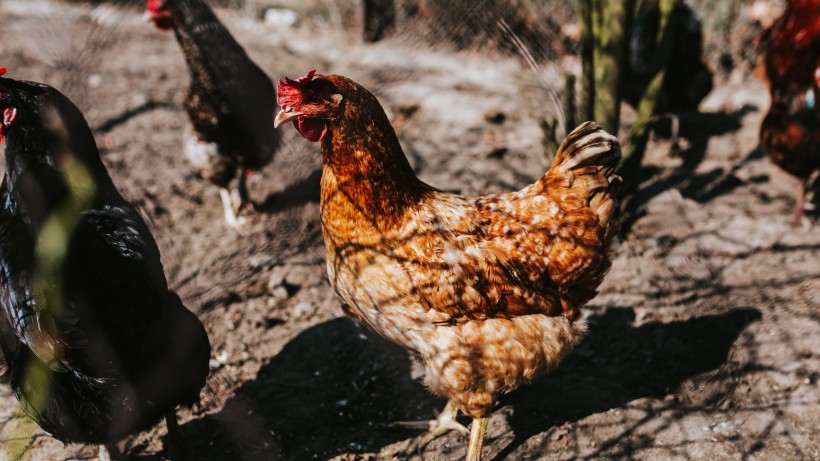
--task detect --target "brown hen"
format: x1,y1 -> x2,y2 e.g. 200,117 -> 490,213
759,0 -> 820,224
275,71 -> 622,461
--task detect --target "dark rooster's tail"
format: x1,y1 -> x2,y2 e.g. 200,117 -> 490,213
549,121 -> 622,239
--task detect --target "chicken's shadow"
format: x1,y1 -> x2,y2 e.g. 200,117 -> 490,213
494,306 -> 762,460
179,307 -> 760,460
622,106 -> 757,236
180,317 -> 437,461
255,168 -> 322,214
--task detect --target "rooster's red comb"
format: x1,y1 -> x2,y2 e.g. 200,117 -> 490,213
277,70 -> 317,108
0,67 -> 6,77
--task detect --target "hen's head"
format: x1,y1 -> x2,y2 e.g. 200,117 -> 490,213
0,68 -> 19,145
146,0 -> 174,31
274,70 -> 344,142
0,69 -> 98,164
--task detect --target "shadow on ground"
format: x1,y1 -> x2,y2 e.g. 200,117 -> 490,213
621,106 -> 758,236
178,307 -> 761,461
257,168 -> 322,214
495,307 -> 762,460
180,318 -> 436,461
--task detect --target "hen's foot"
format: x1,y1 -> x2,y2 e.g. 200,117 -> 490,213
220,188 -> 248,233
98,444 -> 121,461
165,411 -> 190,461
237,170 -> 254,212
392,400 -> 469,446
98,445 -> 111,461
791,181 -> 812,228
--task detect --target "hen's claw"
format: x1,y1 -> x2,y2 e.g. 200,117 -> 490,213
98,444 -> 121,461
98,445 -> 111,461
791,181 -> 816,228
392,400 -> 469,446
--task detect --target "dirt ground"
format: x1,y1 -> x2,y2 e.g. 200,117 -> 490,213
0,1 -> 818,460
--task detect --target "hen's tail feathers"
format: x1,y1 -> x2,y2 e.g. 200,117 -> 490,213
551,121 -> 623,237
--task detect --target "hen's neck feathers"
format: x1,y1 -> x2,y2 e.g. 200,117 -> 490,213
764,1 -> 820,92
320,76 -> 427,226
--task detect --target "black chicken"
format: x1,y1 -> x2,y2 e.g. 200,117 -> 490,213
622,0 -> 713,114
146,0 -> 281,230
0,69 -> 210,460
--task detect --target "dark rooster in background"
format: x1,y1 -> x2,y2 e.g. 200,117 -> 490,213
145,0 -> 281,230
0,69 -> 210,460
759,0 -> 820,224
622,0 -> 713,114
275,71 -> 622,461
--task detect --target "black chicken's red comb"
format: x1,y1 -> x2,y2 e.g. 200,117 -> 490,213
277,70 -> 316,107
0,67 -> 6,77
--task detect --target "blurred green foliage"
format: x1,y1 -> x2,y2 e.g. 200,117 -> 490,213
2,158 -> 96,461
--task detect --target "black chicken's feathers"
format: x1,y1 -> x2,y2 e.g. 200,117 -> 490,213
0,75 -> 210,444
167,0 -> 279,170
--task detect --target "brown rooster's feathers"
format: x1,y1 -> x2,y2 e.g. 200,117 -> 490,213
277,73 -> 621,418
761,99 -> 820,181
759,0 -> 820,221
761,0 -> 820,98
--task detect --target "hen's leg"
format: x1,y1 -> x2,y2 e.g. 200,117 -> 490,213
219,187 -> 246,231
466,417 -> 489,461
237,168 -> 253,212
165,410 -> 190,461
792,180 -> 808,226
392,400 -> 469,445
98,444 -> 119,461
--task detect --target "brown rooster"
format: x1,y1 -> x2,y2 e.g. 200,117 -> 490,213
146,0 -> 281,229
275,71 -> 622,461
759,0 -> 820,224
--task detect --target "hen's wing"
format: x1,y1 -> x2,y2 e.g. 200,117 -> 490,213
0,196 -> 167,381
387,123 -> 621,321
61,205 -> 166,371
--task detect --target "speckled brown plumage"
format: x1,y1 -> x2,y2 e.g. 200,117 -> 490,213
278,73 -> 622,423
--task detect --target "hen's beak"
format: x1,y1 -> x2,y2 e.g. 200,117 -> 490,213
274,108 -> 299,128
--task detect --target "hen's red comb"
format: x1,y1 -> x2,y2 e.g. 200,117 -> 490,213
0,67 -> 6,77
277,70 -> 317,108
146,0 -> 166,13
